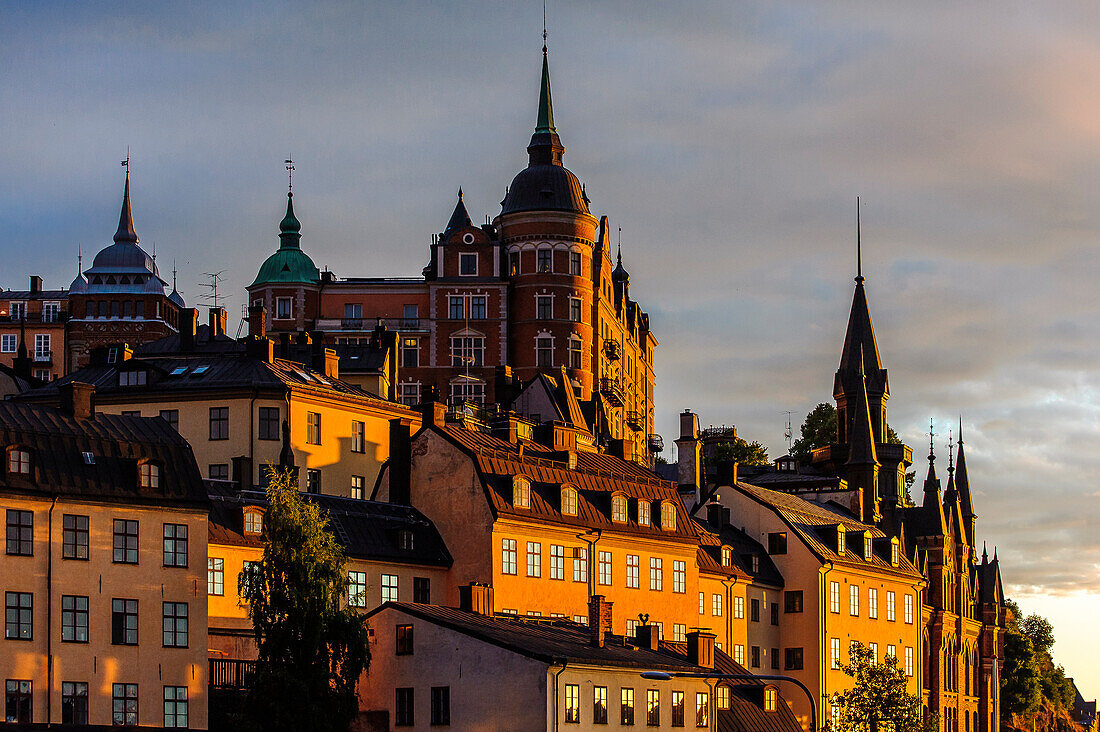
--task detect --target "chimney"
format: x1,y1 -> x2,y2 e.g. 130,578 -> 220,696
706,501 -> 725,528
608,438 -> 634,463
588,595 -> 614,648
635,623 -> 660,651
317,348 -> 339,379
59,382 -> 95,420
208,307 -> 227,338
494,365 -> 515,408
491,415 -> 520,444
247,303 -> 267,339
278,332 -> 290,357
716,459 -> 737,488
458,583 -> 495,616
388,419 -> 412,505
29,276 -> 42,294
686,631 -> 716,669
675,410 -> 702,503
420,395 -> 447,428
179,308 -> 198,351
245,336 -> 274,363
231,456 -> 253,491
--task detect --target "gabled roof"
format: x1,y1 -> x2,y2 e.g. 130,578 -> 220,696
513,369 -> 588,431
693,518 -> 784,588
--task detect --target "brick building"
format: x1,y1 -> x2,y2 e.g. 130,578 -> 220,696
0,276 -> 68,382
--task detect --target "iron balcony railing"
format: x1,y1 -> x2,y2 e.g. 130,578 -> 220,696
603,339 -> 622,360
599,378 -> 625,407
209,659 -> 255,690
647,434 -> 664,452
625,411 -> 644,431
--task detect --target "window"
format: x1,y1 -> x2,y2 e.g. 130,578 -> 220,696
850,585 -> 860,616
561,487 -> 577,515
399,382 -> 421,406
42,301 -> 60,322
785,647 -> 804,670
350,475 -> 365,500
569,297 -> 582,323
829,581 -> 841,613
661,502 -> 676,531
772,648 -> 781,669
905,646 -> 914,677
721,546 -> 732,566
343,302 -> 363,323
734,596 -> 745,618
869,588 -> 879,619
306,411 -> 321,444
5,592 -> 32,639
612,494 -> 627,522
61,595 -> 89,642
119,369 -> 147,386
565,683 -> 580,723
469,296 -> 486,319
209,406 -> 229,440
513,478 -> 531,508
431,686 -> 451,725
526,541 -> 542,577
306,468 -> 321,493
536,336 -> 554,366
650,557 -> 663,591
672,690 -> 685,727
111,599 -> 138,645
887,644 -> 897,661
164,686 -> 188,728
62,681 -> 89,724
598,551 -> 613,586
449,296 -> 467,320
113,519 -> 138,564
6,680 -> 31,723
864,534 -> 873,561
538,248 -> 553,272
276,297 -> 292,319
695,692 -> 709,727
768,532 -> 787,555
450,379 -> 485,405
891,539 -> 900,566
869,642 -> 879,664
831,637 -> 842,669
568,337 -> 582,368
751,645 -> 761,668
395,687 -> 414,726
734,644 -> 745,664
159,409 -> 179,431
750,597 -> 760,622
784,590 -> 804,613
138,462 -> 160,489
7,509 -> 33,555
765,686 -> 778,712
450,335 -> 484,367
62,514 -> 88,560
673,560 -> 686,593
382,574 -> 399,603
458,252 -> 478,276
0,334 -> 14,353
7,449 -> 31,476
638,500 -> 651,527
593,686 -> 608,724
163,524 -> 187,567
887,590 -> 896,621
502,538 -> 517,574
626,554 -> 640,588
550,544 -> 565,580
401,338 -> 419,368
396,624 -> 414,655
259,407 -> 280,440
570,251 -> 582,276
717,685 -> 730,710
712,594 -> 723,617
402,304 -> 419,328
244,509 -> 263,535
699,592 -> 705,614
622,687 -> 635,725
573,547 -> 588,583
208,558 -> 224,596
413,577 -> 430,603
162,602 -> 188,647
348,571 -> 367,607
904,594 -> 914,624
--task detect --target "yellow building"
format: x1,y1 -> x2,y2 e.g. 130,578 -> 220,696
0,385 -> 209,728
18,306 -> 419,496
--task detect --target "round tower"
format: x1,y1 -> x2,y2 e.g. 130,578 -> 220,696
248,190 -> 321,334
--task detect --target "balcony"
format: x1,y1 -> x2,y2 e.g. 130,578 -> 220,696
603,339 -> 621,361
647,434 -> 664,452
625,411 -> 644,431
33,351 -> 52,364
2,312 -> 67,325
318,316 -> 426,333
599,377 -> 625,407
340,317 -> 364,329
209,659 -> 255,690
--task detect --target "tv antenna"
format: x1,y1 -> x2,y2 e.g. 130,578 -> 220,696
783,411 -> 794,453
200,271 -> 227,309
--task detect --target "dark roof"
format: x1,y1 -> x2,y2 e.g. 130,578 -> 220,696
0,400 -> 206,508
207,484 -> 452,567
501,163 -> 590,216
442,192 -> 472,241
0,290 -> 68,301
834,279 -> 888,399
693,518 -> 784,587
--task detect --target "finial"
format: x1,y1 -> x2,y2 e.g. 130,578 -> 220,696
77,245 -> 82,275
982,542 -> 988,563
172,260 -> 178,291
855,196 -> 864,284
285,158 -> 295,195
542,0 -> 548,54
152,241 -> 156,262
947,429 -> 954,472
928,418 -> 935,462
617,227 -> 622,265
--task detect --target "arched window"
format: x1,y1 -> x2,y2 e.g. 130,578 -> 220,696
721,546 -> 732,567
611,494 -> 627,523
764,686 -> 778,712
637,499 -> 651,526
561,486 -> 578,516
138,462 -> 160,489
243,508 -> 264,536
7,447 -> 31,475
890,537 -> 900,566
513,477 -> 531,509
661,502 -> 676,531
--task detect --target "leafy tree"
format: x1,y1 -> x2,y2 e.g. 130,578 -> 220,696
790,403 -> 837,461
1019,614 -> 1055,657
713,437 -> 769,466
1001,629 -> 1042,717
243,469 -> 370,732
828,642 -> 931,732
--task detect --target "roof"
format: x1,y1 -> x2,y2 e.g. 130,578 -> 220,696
733,481 -> 921,579
693,517 -> 784,587
442,191 -> 472,241
250,192 -> 320,287
0,289 -> 68,301
435,423 -> 700,544
834,278 -> 888,399
0,400 -> 206,508
207,484 -> 451,567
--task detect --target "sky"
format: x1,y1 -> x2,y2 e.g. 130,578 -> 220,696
2,0 -> 1098,694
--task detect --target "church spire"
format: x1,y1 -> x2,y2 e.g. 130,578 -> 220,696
526,46 -> 565,166
922,420 -> 948,534
956,418 -> 976,528
279,191 -> 302,249
114,170 -> 139,244
536,48 -> 556,135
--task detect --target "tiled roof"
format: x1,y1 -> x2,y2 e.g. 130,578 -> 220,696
0,400 -> 206,508
207,484 -> 451,567
437,424 -> 700,543
694,519 -> 784,587
734,482 -> 921,579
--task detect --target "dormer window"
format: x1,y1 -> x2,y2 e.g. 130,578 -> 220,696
398,530 -> 414,550
7,448 -> 31,475
764,686 -> 778,712
661,501 -> 676,531
561,486 -> 578,516
751,554 -> 760,573
512,478 -> 531,509
721,546 -> 732,567
836,526 -> 846,556
243,508 -> 263,536
459,253 -> 477,276
138,462 -> 160,489
637,499 -> 651,527
864,534 -> 873,561
890,538 -> 900,567
119,370 -> 147,387
611,494 -> 628,523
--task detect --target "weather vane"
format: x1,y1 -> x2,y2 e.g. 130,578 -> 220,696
543,0 -> 548,51
285,157 -> 294,192
121,147 -> 130,170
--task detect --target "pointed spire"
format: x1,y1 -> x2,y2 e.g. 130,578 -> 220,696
279,191 -> 302,248
846,346 -> 880,467
922,419 -> 948,534
526,46 -> 565,166
113,170 -> 139,244
981,542 -> 988,564
443,188 -> 472,241
536,46 -> 556,135
956,417 -> 975,522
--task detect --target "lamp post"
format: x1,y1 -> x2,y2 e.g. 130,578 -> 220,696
639,671 -> 817,732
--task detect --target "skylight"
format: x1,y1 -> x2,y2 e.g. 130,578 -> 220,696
82,452 -> 95,465
192,365 -> 210,376
170,367 -> 188,376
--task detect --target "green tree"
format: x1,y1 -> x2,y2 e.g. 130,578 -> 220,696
713,437 -> 769,466
828,642 -> 931,732
1002,630 -> 1042,717
243,469 -> 370,732
790,403 -> 837,461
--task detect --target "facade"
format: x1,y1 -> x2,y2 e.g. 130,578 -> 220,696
362,591 -> 802,732
0,276 -> 69,381
0,387 -> 208,728
247,51 -> 658,463
18,308 -> 419,494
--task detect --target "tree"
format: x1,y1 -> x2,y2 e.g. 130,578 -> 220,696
713,437 -> 769,466
790,403 -> 836,461
243,469 -> 370,732
1001,629 -> 1042,717
828,642 -> 931,732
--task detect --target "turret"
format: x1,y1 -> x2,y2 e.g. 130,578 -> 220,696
846,346 -> 881,524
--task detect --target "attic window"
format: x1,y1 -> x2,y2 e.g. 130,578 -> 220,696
890,538 -> 900,567
398,530 -> 414,550
764,686 -> 778,712
191,366 -> 210,376
751,554 -> 760,573
82,452 -> 95,465
611,494 -> 628,523
864,534 -> 873,562
721,546 -> 732,567
660,501 -> 676,531
7,448 -> 31,475
561,486 -> 578,516
513,478 -> 531,509
119,370 -> 147,387
836,526 -> 846,556
138,462 -> 160,489
637,499 -> 651,527
243,508 -> 263,536
170,367 -> 188,376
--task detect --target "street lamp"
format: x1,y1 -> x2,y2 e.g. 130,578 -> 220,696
639,671 -> 816,732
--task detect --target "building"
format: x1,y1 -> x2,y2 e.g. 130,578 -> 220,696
18,306 -> 418,494
362,589 -> 803,731
0,276 -> 69,381
0,385 -> 209,728
246,49 -> 658,463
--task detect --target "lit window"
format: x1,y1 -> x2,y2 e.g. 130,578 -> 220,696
734,645 -> 745,665
573,547 -> 588,583
381,573 -> 398,603
626,554 -> 640,588
649,557 -> 664,591
550,544 -> 565,580
869,588 -> 879,619
306,412 -> 321,445
637,500 -> 650,526
139,462 -> 160,489
396,624 -> 414,655
905,646 -> 914,677
561,486 -> 577,516
764,687 -> 778,712
721,546 -> 732,566
207,558 -> 224,596
348,571 -> 367,607
891,539 -> 900,566
837,527 -> 846,556
712,594 -> 723,617
850,585 -> 860,616
887,591 -> 896,621
734,596 -> 744,619
864,534 -> 873,561
611,494 -> 627,522
598,551 -> 613,586
401,338 -> 419,368
904,594 -> 914,624
869,642 -> 879,664
621,687 -> 635,726
696,692 -> 709,727
501,538 -> 517,575
661,502 -> 676,531
351,475 -> 364,500
829,581 -> 841,613
526,542 -> 542,577
565,684 -> 580,723
831,637 -> 842,669
244,509 -> 263,535
513,478 -> 531,508
673,560 -> 686,593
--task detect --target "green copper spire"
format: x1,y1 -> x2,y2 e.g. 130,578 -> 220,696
279,192 -> 302,245
535,49 -> 556,135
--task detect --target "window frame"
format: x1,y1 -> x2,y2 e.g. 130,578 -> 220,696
162,602 -> 189,648
162,523 -> 188,568
5,591 -> 33,640
62,514 -> 88,560
6,509 -> 33,556
113,519 -> 139,564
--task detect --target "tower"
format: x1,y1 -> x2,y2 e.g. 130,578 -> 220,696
247,187 -> 322,334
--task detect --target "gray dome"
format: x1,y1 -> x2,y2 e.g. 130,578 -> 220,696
87,242 -> 160,276
501,164 -> 590,216
69,274 -> 87,294
168,289 -> 186,307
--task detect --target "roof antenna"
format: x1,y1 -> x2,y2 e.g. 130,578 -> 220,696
783,411 -> 794,454
855,196 -> 863,283
77,245 -> 82,276
172,260 -> 178,292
